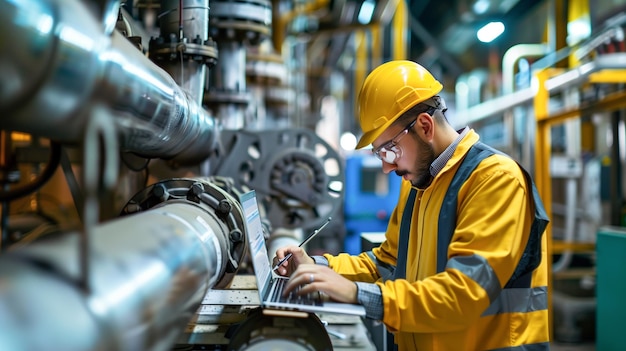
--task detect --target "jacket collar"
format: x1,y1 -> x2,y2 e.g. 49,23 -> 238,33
430,127 -> 473,178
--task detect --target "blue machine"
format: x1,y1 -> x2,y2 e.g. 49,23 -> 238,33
343,152 -> 402,254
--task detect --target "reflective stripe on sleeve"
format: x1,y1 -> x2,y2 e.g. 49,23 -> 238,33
482,286 -> 548,316
446,254 -> 501,302
366,251 -> 396,282
447,255 -> 548,315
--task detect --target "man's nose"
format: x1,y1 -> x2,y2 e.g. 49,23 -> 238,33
381,161 -> 396,174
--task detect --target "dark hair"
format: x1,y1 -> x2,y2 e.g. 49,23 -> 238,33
396,101 -> 449,129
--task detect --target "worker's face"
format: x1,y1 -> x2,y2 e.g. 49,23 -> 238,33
371,119 -> 416,164
374,114 -> 435,188
401,131 -> 435,188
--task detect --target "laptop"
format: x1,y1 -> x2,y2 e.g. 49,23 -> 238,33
239,190 -> 366,316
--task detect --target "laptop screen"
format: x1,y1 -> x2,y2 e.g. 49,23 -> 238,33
240,190 -> 272,297
239,190 -> 367,317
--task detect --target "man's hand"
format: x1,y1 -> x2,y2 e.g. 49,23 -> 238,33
272,245 -> 314,276
284,264 -> 358,304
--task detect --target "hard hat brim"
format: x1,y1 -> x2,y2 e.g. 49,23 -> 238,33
355,115 -> 400,149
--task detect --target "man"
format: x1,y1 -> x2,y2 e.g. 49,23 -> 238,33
273,60 -> 550,350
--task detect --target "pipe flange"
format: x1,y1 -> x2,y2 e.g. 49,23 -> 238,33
210,0 -> 271,26
149,37 -> 219,67
210,21 -> 270,45
264,85 -> 295,106
120,178 -> 247,288
246,53 -> 286,84
209,0 -> 271,45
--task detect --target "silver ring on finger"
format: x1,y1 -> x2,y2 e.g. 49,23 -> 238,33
309,274 -> 314,284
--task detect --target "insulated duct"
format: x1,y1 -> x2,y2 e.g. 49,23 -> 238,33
0,0 -> 218,164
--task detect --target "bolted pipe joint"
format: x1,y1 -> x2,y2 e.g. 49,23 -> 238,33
122,178 -> 248,289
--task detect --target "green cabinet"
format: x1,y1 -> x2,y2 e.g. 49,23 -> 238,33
596,226 -> 626,351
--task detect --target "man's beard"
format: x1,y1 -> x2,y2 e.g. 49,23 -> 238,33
395,135 -> 435,189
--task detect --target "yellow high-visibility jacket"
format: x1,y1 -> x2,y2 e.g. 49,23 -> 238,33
325,130 -> 550,350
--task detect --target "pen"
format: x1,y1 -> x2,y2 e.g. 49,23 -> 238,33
272,216 -> 332,271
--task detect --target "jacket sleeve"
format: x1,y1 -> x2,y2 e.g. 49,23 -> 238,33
324,180 -> 415,283
379,156 -> 534,333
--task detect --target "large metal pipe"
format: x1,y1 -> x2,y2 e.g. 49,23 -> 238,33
0,194 -> 244,351
0,0 -> 218,164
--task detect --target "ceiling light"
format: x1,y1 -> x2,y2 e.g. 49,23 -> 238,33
567,18 -> 591,46
473,0 -> 490,15
477,21 -> 505,43
340,132 -> 357,151
357,0 -> 375,25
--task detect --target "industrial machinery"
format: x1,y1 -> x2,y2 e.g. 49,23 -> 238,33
0,0 -> 353,349
4,0 -> 625,348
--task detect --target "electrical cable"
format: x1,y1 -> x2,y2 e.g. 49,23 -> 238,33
0,141 -> 62,201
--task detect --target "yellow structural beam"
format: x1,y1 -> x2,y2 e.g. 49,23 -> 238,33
589,69 -> 626,83
272,0 -> 330,54
537,89 -> 626,126
355,30 -> 367,117
552,240 -> 596,254
534,62 -> 626,342
534,68 -> 556,342
371,24 -> 382,68
392,0 -> 407,60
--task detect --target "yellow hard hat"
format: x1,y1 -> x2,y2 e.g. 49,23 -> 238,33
355,60 -> 443,149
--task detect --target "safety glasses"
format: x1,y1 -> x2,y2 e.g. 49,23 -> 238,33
372,119 -> 417,164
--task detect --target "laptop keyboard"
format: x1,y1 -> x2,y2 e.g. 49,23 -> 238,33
269,278 -> 323,306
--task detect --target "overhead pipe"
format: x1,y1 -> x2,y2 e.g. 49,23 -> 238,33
502,44 -> 551,94
500,44 -> 550,166
0,0 -> 219,164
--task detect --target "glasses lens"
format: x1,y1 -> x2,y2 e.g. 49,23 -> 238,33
376,146 -> 398,164
373,120 -> 413,164
382,149 -> 397,163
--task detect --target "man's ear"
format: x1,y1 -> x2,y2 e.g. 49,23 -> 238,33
415,112 -> 434,140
